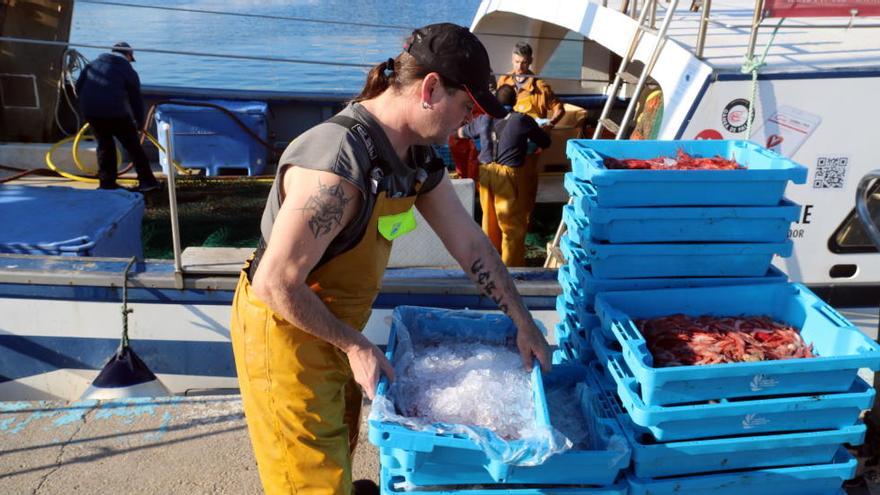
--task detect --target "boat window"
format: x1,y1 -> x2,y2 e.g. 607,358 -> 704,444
829,180 -> 880,253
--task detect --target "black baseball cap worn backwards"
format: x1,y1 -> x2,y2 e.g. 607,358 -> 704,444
404,23 -> 507,119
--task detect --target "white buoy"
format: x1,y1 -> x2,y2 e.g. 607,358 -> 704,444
81,257 -> 170,400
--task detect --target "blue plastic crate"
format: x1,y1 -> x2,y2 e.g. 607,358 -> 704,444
566,140 -> 808,206
581,235 -> 792,279
626,447 -> 856,495
567,254 -> 787,312
378,364 -> 631,486
590,363 -> 865,478
155,99 -> 269,176
564,174 -> 801,243
557,269 -> 601,329
603,346 -> 874,441
552,347 -> 575,365
380,468 -> 629,495
561,204 -> 587,246
553,309 -> 594,360
594,283 -> 880,406
0,186 -> 144,258
559,233 -> 587,266
556,338 -> 592,365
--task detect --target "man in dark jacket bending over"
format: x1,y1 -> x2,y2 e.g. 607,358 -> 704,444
458,85 -> 551,266
76,42 -> 159,192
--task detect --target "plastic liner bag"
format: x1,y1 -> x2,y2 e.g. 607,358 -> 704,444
370,306 -> 571,466
543,364 -> 629,464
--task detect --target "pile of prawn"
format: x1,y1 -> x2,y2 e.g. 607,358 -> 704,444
636,314 -> 815,367
604,150 -> 744,170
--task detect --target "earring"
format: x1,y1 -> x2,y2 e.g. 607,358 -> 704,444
421,101 -> 432,110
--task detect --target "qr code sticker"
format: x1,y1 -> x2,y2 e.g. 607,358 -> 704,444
813,156 -> 848,189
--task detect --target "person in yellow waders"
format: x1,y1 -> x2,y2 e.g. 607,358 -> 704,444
230,23 -> 552,495
495,42 -> 566,227
458,85 -> 551,266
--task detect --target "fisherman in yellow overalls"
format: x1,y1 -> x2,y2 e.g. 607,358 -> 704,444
496,42 -> 566,126
458,85 -> 552,266
495,41 -> 566,228
230,23 -> 552,495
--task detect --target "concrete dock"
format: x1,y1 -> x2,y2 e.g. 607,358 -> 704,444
0,396 -> 379,494
1,396 -> 879,494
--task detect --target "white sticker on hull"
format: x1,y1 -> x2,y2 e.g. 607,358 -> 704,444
751,105 -> 822,157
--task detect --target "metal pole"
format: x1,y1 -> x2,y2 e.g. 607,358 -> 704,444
650,0 -> 658,28
696,0 -> 712,58
745,0 -> 765,61
163,123 -> 185,290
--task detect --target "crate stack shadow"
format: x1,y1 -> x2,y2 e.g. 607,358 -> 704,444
554,140 -> 880,494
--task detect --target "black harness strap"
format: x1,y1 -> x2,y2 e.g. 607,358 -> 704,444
247,115 -> 389,282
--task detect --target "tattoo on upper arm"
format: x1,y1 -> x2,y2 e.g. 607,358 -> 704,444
470,258 -> 509,314
299,180 -> 352,239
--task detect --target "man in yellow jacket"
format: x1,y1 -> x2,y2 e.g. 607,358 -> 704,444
496,42 -> 565,128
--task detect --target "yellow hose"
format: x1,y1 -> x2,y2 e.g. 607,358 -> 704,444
142,131 -> 193,175
46,124 -> 194,184
45,135 -> 135,185
71,123 -> 121,175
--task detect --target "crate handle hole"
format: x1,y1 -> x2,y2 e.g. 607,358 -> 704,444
829,264 -> 858,278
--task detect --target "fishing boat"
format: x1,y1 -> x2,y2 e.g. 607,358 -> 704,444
0,0 -> 878,408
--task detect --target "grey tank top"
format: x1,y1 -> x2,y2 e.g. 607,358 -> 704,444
259,103 -> 445,262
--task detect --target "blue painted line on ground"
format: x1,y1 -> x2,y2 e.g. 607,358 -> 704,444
52,401 -> 99,427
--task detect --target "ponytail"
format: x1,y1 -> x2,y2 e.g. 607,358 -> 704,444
353,52 -> 459,103
355,58 -> 395,102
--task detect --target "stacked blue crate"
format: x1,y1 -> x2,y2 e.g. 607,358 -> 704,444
559,140 -> 873,493
370,306 -> 630,493
555,139 -> 805,361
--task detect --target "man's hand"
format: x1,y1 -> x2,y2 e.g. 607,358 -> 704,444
516,320 -> 552,373
344,336 -> 395,400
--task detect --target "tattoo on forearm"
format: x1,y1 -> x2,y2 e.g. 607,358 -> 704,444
470,258 -> 509,314
300,180 -> 351,239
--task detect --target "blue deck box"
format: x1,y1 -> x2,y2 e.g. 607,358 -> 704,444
566,140 -> 807,206
0,185 -> 143,258
155,99 -> 269,176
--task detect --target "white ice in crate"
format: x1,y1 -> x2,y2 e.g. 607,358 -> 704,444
546,385 -> 590,449
396,342 -> 535,440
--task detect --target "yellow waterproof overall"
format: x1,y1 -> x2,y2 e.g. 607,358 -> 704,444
230,190 -> 419,495
479,163 -> 535,267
